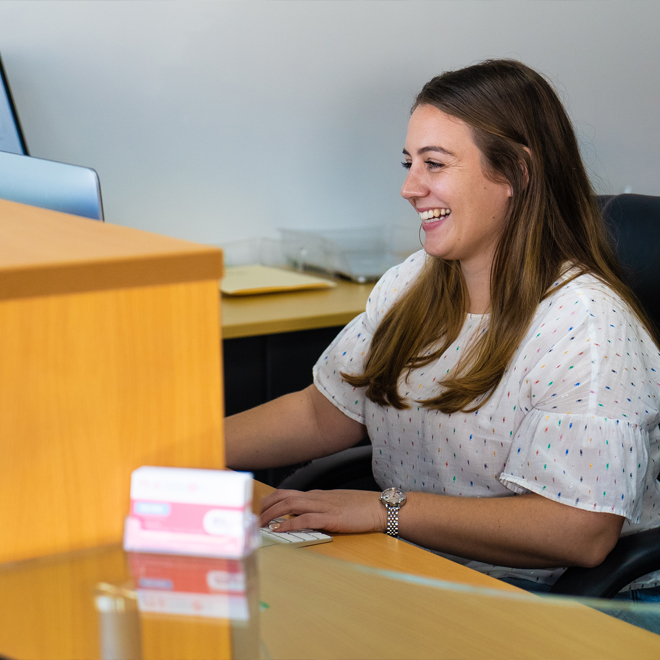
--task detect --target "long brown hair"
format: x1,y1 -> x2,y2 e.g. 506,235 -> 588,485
343,59 -> 655,414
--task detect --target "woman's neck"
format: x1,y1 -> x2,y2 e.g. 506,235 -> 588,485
461,259 -> 492,315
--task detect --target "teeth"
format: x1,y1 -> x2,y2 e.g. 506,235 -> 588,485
419,209 -> 450,221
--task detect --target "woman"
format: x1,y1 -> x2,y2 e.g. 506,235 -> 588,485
226,60 -> 660,595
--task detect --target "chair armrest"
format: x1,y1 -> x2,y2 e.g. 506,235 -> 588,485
549,526 -> 660,598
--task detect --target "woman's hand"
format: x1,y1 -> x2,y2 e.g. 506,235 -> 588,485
260,487 -> 624,568
260,489 -> 387,535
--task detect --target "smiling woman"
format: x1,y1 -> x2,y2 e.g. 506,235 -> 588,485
401,106 -> 513,304
225,60 -> 660,612
343,59 -> 655,414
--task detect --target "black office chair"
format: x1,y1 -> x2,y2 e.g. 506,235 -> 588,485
551,193 -> 660,597
279,194 -> 660,599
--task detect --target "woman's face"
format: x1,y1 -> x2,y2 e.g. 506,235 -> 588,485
401,104 -> 512,273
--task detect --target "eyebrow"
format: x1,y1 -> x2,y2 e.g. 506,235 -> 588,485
402,146 -> 456,158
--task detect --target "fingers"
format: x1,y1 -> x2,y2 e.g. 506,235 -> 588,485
259,488 -> 385,535
259,490 -> 326,528
269,512 -> 329,533
259,488 -> 302,514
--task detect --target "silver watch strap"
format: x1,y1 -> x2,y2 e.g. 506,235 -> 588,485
385,505 -> 399,537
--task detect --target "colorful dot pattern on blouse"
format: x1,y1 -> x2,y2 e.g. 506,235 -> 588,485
313,250 -> 660,588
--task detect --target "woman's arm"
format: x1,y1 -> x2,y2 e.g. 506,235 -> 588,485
259,488 -> 624,569
225,385 -> 367,470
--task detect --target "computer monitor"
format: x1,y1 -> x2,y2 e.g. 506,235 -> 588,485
0,52 -> 103,221
0,53 -> 28,155
0,150 -> 105,221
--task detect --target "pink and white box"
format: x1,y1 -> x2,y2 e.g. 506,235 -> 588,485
123,466 -> 259,558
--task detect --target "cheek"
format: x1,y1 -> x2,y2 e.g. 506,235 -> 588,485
479,182 -> 510,223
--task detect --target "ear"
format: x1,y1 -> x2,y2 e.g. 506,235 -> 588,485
519,146 -> 531,188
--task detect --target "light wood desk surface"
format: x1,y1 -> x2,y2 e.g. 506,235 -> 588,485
221,279 -> 373,339
261,545 -> 660,660
0,482 -> 658,659
252,481 -> 660,659
253,480 -> 520,591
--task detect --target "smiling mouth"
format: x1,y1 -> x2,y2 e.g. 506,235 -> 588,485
418,208 -> 451,221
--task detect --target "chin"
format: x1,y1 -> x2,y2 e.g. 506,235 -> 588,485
422,244 -> 451,260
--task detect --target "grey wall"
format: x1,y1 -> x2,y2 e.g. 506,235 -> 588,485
0,1 -> 658,246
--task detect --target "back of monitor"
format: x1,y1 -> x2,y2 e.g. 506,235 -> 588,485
0,150 -> 104,221
0,53 -> 27,155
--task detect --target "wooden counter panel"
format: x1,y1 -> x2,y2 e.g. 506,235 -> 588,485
0,199 -> 223,300
0,545 -> 233,660
0,546 -> 128,660
0,280 -> 225,563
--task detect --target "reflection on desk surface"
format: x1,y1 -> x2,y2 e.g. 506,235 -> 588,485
0,542 -> 659,660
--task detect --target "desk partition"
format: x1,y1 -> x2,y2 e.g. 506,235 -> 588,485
0,199 -> 225,563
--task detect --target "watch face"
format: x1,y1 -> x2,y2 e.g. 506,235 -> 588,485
380,487 -> 407,506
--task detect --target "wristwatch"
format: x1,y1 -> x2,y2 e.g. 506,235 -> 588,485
380,487 -> 407,537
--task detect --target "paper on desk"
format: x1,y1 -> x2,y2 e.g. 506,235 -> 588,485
221,264 -> 336,296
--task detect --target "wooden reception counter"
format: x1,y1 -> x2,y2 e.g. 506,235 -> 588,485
0,199 -> 225,563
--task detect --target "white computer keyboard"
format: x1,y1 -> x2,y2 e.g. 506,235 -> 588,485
260,518 -> 332,548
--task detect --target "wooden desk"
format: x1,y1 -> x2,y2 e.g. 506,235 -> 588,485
259,544 -> 660,659
221,280 -> 373,339
1,523 -> 659,659
250,484 -> 660,658
253,480 -> 520,590
221,283 -> 372,455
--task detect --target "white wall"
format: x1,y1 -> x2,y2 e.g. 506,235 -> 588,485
0,1 -> 658,246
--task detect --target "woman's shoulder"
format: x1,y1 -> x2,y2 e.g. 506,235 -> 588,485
366,249 -> 429,324
545,269 -> 635,317
386,249 -> 429,282
537,269 -> 657,349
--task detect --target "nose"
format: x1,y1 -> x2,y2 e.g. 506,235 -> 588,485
400,166 -> 428,202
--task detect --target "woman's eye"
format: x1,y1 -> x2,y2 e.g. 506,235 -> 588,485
401,160 -> 444,171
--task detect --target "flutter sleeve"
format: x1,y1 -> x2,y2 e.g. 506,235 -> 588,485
499,283 -> 660,523
313,250 -> 427,424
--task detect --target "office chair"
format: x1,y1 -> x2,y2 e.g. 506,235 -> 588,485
550,193 -> 660,597
279,193 -> 660,599
0,150 -> 104,221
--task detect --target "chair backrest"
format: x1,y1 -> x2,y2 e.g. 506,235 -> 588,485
598,194 -> 660,333
0,150 -> 104,221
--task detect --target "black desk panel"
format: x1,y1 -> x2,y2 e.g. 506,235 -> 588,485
223,325 -> 343,485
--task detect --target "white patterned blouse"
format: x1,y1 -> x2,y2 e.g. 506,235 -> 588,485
313,250 -> 660,589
